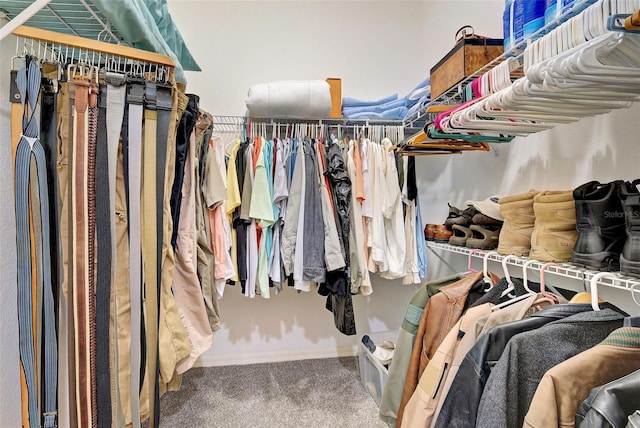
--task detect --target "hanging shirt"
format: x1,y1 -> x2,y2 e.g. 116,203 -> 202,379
269,138 -> 289,291
250,138 -> 276,298
415,192 -> 428,279
244,142 -> 258,298
316,140 -> 345,272
368,142 -> 388,273
381,138 -> 406,280
226,140 -> 242,283
360,138 -> 373,218
346,140 -> 371,295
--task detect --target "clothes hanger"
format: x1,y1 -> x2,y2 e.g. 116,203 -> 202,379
492,259 -> 539,311
482,251 -> 498,290
534,262 -> 561,306
499,255 -> 519,298
624,282 -> 640,327
569,270 -> 604,303
588,271 -> 616,311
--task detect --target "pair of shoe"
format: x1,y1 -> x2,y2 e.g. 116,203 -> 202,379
572,180 -> 640,274
497,189 -> 578,262
425,224 -> 453,242
445,203 -> 503,249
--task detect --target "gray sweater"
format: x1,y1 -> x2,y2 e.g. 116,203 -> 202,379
476,308 -> 625,428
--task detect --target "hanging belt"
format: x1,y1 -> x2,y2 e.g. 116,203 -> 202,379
14,58 -> 58,428
71,67 -> 92,428
87,80 -> 99,428
127,77 -> 145,428
104,70 -> 127,428
95,84 -> 113,428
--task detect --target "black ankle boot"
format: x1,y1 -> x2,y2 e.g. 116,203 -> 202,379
572,180 -> 626,270
619,180 -> 640,276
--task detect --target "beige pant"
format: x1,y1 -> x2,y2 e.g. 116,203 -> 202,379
158,89 -> 192,391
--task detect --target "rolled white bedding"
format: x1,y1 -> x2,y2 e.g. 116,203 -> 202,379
245,80 -> 332,119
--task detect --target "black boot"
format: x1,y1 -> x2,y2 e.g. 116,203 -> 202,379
572,180 -> 626,270
619,179 -> 640,276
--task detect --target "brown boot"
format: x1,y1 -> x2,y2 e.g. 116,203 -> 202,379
497,190 -> 540,256
530,190 -> 578,262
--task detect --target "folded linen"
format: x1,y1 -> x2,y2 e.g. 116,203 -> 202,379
342,98 -> 408,116
346,106 -> 409,120
342,93 -> 398,108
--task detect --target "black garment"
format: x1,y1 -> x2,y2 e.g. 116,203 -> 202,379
435,303 -> 622,428
323,271 -> 356,336
324,141 -> 351,265
576,368 -> 640,428
232,140 -> 249,291
170,94 -> 199,250
406,156 -> 417,201
40,78 -> 60,304
470,277 -> 541,308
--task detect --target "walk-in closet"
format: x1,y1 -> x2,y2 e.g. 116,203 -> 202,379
1,1 -> 639,427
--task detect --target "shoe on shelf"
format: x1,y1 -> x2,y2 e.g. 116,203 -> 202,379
572,180 -> 626,270
471,211 -> 504,227
444,203 -> 475,227
497,190 -> 539,256
466,224 -> 501,250
530,190 -> 578,262
449,225 -> 472,246
619,179 -> 640,276
425,224 -> 438,241
433,225 -> 453,243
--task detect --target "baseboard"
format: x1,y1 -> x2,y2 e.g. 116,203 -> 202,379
194,345 -> 359,367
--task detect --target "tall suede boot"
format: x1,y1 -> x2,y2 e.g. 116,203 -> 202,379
530,190 -> 578,262
497,190 -> 539,256
572,180 -> 626,270
619,179 -> 640,276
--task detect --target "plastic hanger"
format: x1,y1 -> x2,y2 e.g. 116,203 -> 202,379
537,262 -> 561,305
492,259 -> 539,311
463,249 -> 482,274
624,282 -> 640,327
482,251 -> 498,290
499,255 -> 519,298
588,271 -> 616,311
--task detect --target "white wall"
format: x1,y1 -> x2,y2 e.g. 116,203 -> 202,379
0,21 -> 22,427
167,0 -> 505,366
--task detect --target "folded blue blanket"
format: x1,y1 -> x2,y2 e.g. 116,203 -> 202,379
342,98 -> 408,116
346,106 -> 409,120
342,93 -> 398,108
404,94 -> 431,118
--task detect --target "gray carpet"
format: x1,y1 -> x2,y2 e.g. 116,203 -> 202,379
160,357 -> 387,428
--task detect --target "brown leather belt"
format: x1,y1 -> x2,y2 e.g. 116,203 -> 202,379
71,72 -> 92,428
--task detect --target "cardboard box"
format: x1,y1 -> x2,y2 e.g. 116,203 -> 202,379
430,38 -> 504,99
326,78 -> 342,118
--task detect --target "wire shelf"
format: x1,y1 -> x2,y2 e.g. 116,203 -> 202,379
427,241 -> 640,295
0,0 -> 125,44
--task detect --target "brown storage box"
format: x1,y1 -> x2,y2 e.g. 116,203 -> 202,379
326,78 -> 342,118
430,38 -> 503,99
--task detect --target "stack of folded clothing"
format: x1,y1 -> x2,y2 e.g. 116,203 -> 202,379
405,77 -> 431,119
342,94 -> 408,119
341,77 -> 431,120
